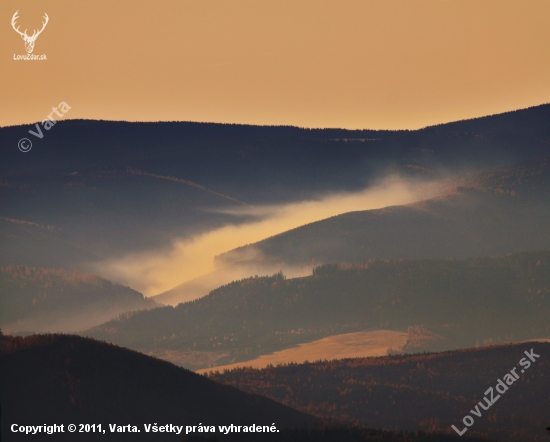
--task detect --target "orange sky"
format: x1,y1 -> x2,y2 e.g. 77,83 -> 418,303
2,0 -> 550,129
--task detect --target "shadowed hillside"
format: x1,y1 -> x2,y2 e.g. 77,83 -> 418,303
0,166 -> 247,269
156,157 -> 550,305
0,334 -> 320,442
209,343 -> 550,442
86,251 -> 550,369
216,157 -> 550,268
0,266 -> 156,333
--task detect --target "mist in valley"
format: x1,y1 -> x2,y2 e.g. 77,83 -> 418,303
91,175 -> 439,301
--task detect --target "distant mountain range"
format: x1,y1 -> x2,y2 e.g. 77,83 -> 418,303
1,106 -> 548,362
86,250 -> 550,370
3,104 -> 549,183
2,106 -> 549,441
209,342 -> 550,442
1,104 -> 549,270
0,266 -> 156,333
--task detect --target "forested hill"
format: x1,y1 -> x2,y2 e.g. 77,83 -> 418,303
0,334 -> 320,442
0,266 -> 156,333
216,157 -> 550,267
209,342 -> 550,442
2,104 -> 549,185
86,251 -> 550,369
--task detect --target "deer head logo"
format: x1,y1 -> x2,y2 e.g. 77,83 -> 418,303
11,11 -> 49,54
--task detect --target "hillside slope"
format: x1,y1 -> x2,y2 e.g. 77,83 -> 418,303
156,157 -> 550,306
0,334 -> 320,442
86,251 -> 550,369
216,158 -> 550,268
0,266 -> 156,333
209,343 -> 550,442
0,166 -> 246,269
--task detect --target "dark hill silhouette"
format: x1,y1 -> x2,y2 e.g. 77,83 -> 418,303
0,334 -> 320,442
86,251 -> 550,370
0,266 -> 156,333
2,104 -> 549,185
209,342 -> 550,442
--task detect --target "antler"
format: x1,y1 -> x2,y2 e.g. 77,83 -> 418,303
11,11 -> 49,39
30,13 -> 49,38
11,11 -> 28,38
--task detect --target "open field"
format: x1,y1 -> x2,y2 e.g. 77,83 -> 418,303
197,329 -> 407,373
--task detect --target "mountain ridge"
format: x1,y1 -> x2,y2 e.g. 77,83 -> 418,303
3,102 -> 549,132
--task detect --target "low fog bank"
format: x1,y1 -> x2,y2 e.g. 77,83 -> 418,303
91,175 -> 439,300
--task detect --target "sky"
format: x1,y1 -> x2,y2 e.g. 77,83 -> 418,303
1,0 -> 550,130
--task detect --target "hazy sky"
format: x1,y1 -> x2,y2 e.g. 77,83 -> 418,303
2,0 -> 550,129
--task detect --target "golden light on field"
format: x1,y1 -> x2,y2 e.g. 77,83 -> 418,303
196,330 -> 409,373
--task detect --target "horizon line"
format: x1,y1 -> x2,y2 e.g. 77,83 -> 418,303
1,102 -> 548,132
